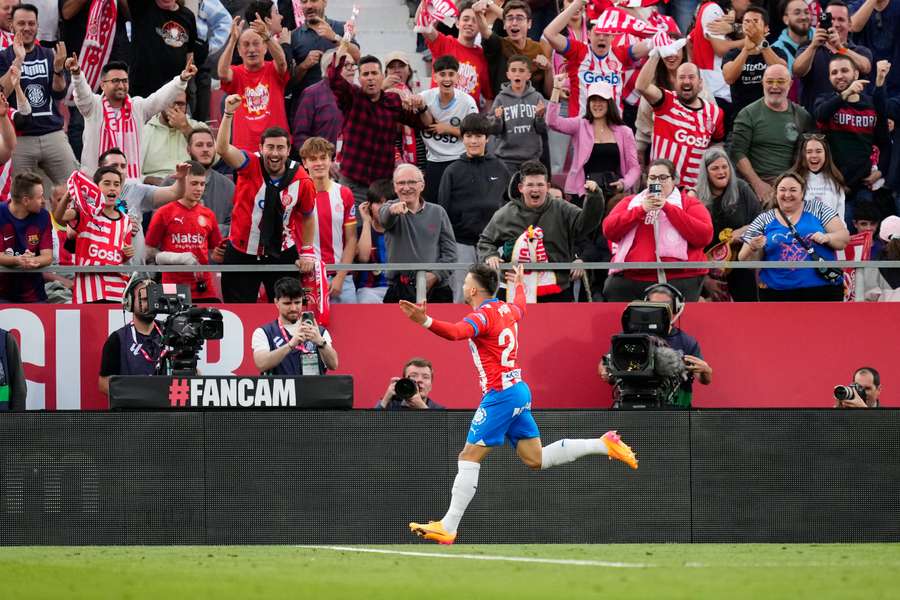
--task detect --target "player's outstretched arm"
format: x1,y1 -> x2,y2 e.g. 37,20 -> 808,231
399,300 -> 476,341
509,265 -> 527,318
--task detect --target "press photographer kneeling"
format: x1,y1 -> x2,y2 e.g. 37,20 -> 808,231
598,284 -> 711,408
834,367 -> 882,409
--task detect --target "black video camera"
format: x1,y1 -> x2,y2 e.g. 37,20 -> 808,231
146,282 -> 224,376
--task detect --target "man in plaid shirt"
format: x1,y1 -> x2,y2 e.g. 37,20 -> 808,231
328,43 -> 428,206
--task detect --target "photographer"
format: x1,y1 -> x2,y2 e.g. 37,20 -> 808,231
98,275 -> 165,397
376,358 -> 444,410
834,367 -> 882,408
599,283 -> 712,407
251,277 -> 338,376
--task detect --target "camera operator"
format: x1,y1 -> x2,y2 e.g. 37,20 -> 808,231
251,277 -> 338,376
599,283 -> 712,407
376,358 -> 445,410
834,367 -> 882,408
98,274 -> 165,396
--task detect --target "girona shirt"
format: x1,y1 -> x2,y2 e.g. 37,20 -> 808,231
72,208 -> 133,303
221,62 -> 291,151
230,153 -> 316,256
426,33 -> 493,104
463,296 -> 525,395
0,203 -> 52,302
651,90 -> 724,187
689,2 -> 730,101
295,181 -> 357,265
145,200 -> 223,298
561,37 -> 631,116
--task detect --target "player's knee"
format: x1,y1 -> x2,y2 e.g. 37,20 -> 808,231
522,455 -> 542,470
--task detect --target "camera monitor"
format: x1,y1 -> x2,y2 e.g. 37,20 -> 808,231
147,282 -> 192,314
621,301 -> 672,335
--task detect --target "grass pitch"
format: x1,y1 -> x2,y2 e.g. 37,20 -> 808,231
3,544 -> 899,599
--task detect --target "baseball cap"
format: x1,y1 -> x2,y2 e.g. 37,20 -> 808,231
586,81 -> 614,100
879,215 -> 900,242
384,51 -> 411,68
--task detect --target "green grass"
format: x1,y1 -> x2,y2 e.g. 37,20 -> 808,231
3,544 -> 900,599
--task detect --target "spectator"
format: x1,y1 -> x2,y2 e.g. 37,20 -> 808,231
848,0 -> 900,96
291,49 -> 347,149
689,0 -> 746,117
546,78 -> 640,200
215,94 -> 318,303
218,16 -> 291,152
0,86 -> 15,166
129,0 -> 200,98
771,0 -> 814,72
730,64 -> 815,205
290,0 -> 359,93
437,113 -> 511,301
193,0 -> 233,122
0,172 -> 53,302
834,366 -> 882,407
694,147 -> 761,301
162,128 -> 235,238
98,275 -> 164,396
0,326 -> 26,410
140,92 -> 206,183
0,5 -> 77,186
419,0 -> 493,106
252,276 -> 338,375
486,55 -> 548,173
242,0 -> 292,62
791,134 -> 848,222
0,0 -> 12,45
722,7 -> 789,122
603,158 -> 713,302
354,179 -> 392,303
476,0 -> 554,96
862,215 -> 900,301
379,163 -> 457,303
383,51 -> 426,171
67,55 -> 197,180
298,136 -> 358,304
544,0 -> 652,117
145,161 -> 224,302
635,52 -> 724,188
599,283 -> 712,406
328,50 -> 428,206
376,357 -> 445,410
52,166 -> 135,303
739,171 -> 850,301
815,53 -> 887,224
477,160 -> 603,302
793,0 -> 872,112
419,55 -> 478,204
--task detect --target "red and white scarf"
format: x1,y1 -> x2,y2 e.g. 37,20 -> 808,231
100,95 -> 141,180
510,225 -> 560,302
0,32 -> 13,199
78,0 -> 118,93
0,29 -> 13,48
415,0 -> 458,32
292,0 -> 306,28
67,170 -> 105,216
300,259 -> 331,326
592,7 -> 663,37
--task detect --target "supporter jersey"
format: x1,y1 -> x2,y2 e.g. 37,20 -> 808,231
651,90 -> 724,187
689,1 -> 730,101
229,153 -> 316,256
299,181 -> 356,265
145,200 -> 223,298
426,33 -> 492,104
0,203 -> 53,302
463,297 -> 525,395
562,37 -> 630,115
221,62 -> 291,152
73,208 -> 133,303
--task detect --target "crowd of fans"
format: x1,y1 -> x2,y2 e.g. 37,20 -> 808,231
0,0 -> 898,307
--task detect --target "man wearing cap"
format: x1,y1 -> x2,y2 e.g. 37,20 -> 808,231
543,0 -> 653,116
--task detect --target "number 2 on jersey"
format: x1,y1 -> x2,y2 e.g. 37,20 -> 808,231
499,326 -> 517,367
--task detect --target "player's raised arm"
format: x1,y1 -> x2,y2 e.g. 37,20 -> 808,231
508,265 -> 527,318
398,301 -> 478,341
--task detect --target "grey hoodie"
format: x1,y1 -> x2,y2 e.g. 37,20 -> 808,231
487,82 -> 547,169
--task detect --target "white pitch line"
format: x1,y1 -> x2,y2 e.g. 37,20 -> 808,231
295,545 -> 653,568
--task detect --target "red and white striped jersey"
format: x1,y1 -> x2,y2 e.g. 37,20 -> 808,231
463,297 -> 526,395
72,210 -> 133,303
651,90 -> 724,187
302,181 -> 357,265
561,38 -> 630,115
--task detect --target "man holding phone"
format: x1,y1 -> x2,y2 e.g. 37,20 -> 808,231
252,276 -> 339,375
290,0 -> 360,94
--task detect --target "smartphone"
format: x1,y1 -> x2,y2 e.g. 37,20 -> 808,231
819,11 -> 832,31
649,183 -> 662,195
300,311 -> 316,326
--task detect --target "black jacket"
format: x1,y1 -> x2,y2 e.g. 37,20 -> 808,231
436,153 -> 512,246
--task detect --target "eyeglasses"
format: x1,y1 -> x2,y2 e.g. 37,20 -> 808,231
394,180 -> 422,186
342,63 -> 357,70
647,174 -> 672,182
103,77 -> 129,85
763,78 -> 789,86
802,133 -> 826,140
504,14 -> 528,22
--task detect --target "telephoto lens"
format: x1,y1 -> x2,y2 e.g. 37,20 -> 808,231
833,385 -> 857,401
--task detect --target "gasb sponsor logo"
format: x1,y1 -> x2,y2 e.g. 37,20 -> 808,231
168,377 -> 298,408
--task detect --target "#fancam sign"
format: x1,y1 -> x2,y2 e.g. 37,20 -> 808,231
168,378 -> 298,408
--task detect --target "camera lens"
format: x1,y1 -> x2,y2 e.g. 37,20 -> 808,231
833,385 -> 854,401
394,377 -> 418,400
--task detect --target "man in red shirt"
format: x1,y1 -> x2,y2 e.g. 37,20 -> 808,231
216,93 -> 317,303
145,161 -> 223,302
217,15 -> 290,152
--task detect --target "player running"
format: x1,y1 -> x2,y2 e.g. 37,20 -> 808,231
399,264 -> 638,545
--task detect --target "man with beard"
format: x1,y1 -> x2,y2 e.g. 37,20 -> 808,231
731,64 -> 814,204
162,128 -> 235,238
140,91 -> 206,183
290,0 -> 359,93
216,93 -> 317,303
635,52 -> 724,188
772,0 -> 814,71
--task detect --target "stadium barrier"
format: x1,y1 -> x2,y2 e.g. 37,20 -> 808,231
1,410 -> 897,545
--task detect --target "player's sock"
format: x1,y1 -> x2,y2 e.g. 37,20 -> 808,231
440,460 -> 480,534
540,439 -> 608,470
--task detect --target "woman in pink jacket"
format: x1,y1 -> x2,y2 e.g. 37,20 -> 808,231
545,77 -> 641,202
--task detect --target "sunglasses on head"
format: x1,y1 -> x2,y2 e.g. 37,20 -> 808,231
802,133 -> 826,141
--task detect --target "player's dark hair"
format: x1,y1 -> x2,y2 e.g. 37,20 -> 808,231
854,366 -> 881,387
433,54 -> 459,73
518,160 -> 548,181
743,5 -> 769,24
468,264 -> 499,296
10,172 -> 42,202
358,55 -> 382,71
98,147 -> 127,165
273,277 -> 304,300
460,113 -> 491,137
93,165 -> 123,185
101,61 -> 129,76
260,127 -> 291,146
367,178 -> 395,203
403,357 -> 434,377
